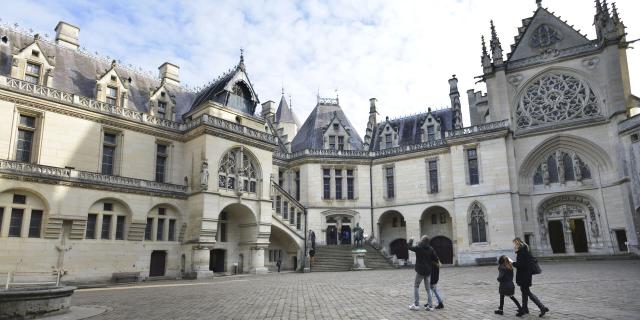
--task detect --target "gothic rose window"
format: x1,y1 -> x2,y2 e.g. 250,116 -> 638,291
218,147 -> 259,193
516,73 -> 599,129
469,202 -> 487,243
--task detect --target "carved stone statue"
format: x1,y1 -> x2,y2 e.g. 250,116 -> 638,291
556,151 -> 564,183
571,152 -> 582,181
590,218 -> 600,238
353,223 -> 364,248
200,159 -> 209,190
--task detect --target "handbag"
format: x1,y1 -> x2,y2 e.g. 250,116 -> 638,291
530,256 -> 542,275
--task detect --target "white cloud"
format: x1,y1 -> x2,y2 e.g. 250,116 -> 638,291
2,0 -> 638,136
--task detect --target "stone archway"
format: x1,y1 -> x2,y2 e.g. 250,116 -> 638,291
378,211 -> 407,258
389,238 -> 408,260
537,194 -> 602,255
211,203 -> 261,273
267,224 -> 302,272
420,206 -> 454,261
430,236 -> 453,264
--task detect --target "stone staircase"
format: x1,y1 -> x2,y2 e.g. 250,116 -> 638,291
311,245 -> 394,272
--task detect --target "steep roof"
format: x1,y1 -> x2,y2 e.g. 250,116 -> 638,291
275,95 -> 301,127
290,101 -> 363,152
0,26 -> 195,121
507,6 -> 591,62
369,108 -> 453,152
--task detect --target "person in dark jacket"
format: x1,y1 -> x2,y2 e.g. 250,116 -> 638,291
494,255 -> 522,315
429,258 -> 444,309
512,238 -> 549,317
407,235 -> 439,311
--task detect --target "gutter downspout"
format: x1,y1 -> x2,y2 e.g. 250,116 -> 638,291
370,160 -> 374,239
303,207 -> 308,271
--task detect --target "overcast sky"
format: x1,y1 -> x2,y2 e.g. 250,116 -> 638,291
2,0 -> 638,134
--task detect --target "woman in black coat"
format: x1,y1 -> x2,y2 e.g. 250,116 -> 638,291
512,238 -> 549,317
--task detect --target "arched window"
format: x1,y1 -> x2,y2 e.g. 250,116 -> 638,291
232,82 -> 251,99
144,205 -> 179,242
562,152 -> 575,181
0,190 -> 46,238
218,147 -> 259,193
547,155 -> 559,183
86,200 -> 129,240
469,202 -> 487,243
533,165 -> 544,185
532,151 -> 592,185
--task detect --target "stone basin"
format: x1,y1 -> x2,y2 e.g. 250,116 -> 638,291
0,286 -> 76,320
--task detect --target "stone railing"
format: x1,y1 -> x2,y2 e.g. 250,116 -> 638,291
376,139 -> 447,158
0,159 -> 187,195
274,149 -> 371,160
201,114 -> 277,145
445,119 -> 510,138
271,180 -> 305,240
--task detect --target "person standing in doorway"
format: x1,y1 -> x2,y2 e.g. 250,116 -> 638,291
513,238 -> 549,317
276,258 -> 281,273
407,235 -> 439,311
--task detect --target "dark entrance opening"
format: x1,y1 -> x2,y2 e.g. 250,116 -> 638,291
149,250 -> 167,277
340,225 -> 352,245
326,226 -> 337,245
615,230 -> 628,252
548,220 -> 566,253
210,249 -> 226,273
570,219 -> 588,253
389,238 -> 409,260
292,256 -> 297,271
237,254 -> 244,274
430,236 -> 453,264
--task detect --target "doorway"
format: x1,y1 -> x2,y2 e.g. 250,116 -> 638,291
210,249 -> 226,273
569,219 -> 588,253
389,238 -> 409,260
430,236 -> 453,264
149,251 -> 167,277
326,226 -> 337,245
548,220 -> 566,253
340,225 -> 352,245
615,230 -> 628,252
292,256 -> 297,271
237,254 -> 244,274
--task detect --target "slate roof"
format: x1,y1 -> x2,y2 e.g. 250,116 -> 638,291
290,101 -> 364,152
369,108 -> 453,152
0,26 -> 198,121
275,95 -> 301,127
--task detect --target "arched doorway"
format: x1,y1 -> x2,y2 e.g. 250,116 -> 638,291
212,203 -> 258,273
430,236 -> 453,264
538,195 -> 601,254
389,238 -> 408,260
267,224 -> 302,272
378,211 -> 407,257
149,250 -> 167,277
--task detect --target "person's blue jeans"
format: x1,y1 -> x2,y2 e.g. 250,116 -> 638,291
431,284 -> 443,304
413,273 -> 432,307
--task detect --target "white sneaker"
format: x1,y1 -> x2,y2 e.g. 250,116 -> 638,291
409,304 -> 420,311
424,306 -> 434,311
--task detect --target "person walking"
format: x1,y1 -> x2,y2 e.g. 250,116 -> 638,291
512,238 -> 549,317
428,258 -> 444,309
276,258 -> 281,273
407,235 -> 439,311
494,255 -> 522,315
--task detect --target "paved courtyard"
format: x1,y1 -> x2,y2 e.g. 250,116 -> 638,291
71,260 -> 640,320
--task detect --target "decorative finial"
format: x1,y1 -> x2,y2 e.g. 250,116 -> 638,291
481,35 -> 488,56
33,33 -> 40,42
289,94 -> 292,110
452,74 -> 456,79
111,59 -> 117,68
611,2 -> 620,22
536,0 -> 542,8
238,48 -> 245,71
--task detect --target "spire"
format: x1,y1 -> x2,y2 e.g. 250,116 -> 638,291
611,2 -> 620,23
489,20 -> 503,64
481,35 -> 491,69
536,0 -> 542,8
602,0 -> 610,17
238,48 -> 246,71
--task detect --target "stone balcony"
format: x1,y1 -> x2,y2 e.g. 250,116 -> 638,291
0,159 -> 187,197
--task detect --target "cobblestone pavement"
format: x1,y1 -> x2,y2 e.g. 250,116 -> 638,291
72,260 -> 640,320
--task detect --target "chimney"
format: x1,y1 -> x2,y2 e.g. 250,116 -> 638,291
54,21 -> 80,50
159,62 -> 180,85
261,100 -> 276,121
448,75 -> 459,95
369,98 -> 378,114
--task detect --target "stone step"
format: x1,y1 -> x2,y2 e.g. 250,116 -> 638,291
311,245 -> 394,272
536,253 -> 639,262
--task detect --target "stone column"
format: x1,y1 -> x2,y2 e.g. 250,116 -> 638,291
250,245 -> 269,274
191,245 -> 213,279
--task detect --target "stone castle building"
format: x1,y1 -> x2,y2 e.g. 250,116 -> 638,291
0,1 -> 639,282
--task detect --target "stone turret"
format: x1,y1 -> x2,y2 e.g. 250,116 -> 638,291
448,76 -> 463,129
363,98 -> 378,149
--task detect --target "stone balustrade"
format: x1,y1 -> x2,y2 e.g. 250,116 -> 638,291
270,180 -> 305,240
445,119 -> 510,138
0,159 -> 187,195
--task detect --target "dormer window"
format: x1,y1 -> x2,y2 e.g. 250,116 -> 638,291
427,125 -> 435,142
329,136 -> 336,149
385,133 -> 392,148
338,136 -> 344,150
157,101 -> 167,119
333,123 -> 339,131
110,75 -> 117,82
31,50 -> 39,57
106,86 -> 118,106
25,62 -> 41,84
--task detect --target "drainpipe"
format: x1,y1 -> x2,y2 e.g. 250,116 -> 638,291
303,207 -> 308,271
370,161 -> 374,239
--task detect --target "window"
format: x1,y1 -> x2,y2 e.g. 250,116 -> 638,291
338,136 -> 344,150
470,203 -> 487,243
386,166 -> 395,198
28,209 -> 42,238
347,169 -> 355,200
115,216 -> 125,240
295,171 -> 300,201
158,207 -> 166,215
385,134 -> 392,149
323,169 -> 331,199
533,166 -> 544,185
25,62 -> 41,84
145,218 -> 153,240
86,214 -> 97,239
439,213 -> 447,224
427,125 -> 435,142
106,86 -> 118,106
102,132 -> 117,175
467,148 -> 479,185
547,155 -> 558,183
156,144 -> 168,183
289,208 -> 295,224
101,215 -> 112,239
431,213 -> 437,225
275,196 -> 281,214
296,212 -> 301,230
168,219 -> 176,241
9,208 -> 24,237
428,160 -> 438,193
103,203 -> 113,211
333,123 -> 339,131
335,170 -> 343,199
278,169 -> 284,187
329,135 -> 336,150
13,194 -> 26,204
157,218 -> 165,241
283,202 -> 289,220
16,114 -> 37,163
562,153 -> 575,181
218,148 -> 259,193
218,213 -> 227,242
157,101 -> 167,119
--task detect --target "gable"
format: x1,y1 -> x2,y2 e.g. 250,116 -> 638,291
509,8 -> 590,62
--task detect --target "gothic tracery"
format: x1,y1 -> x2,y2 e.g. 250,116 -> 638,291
533,151 -> 591,185
218,147 -> 259,193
